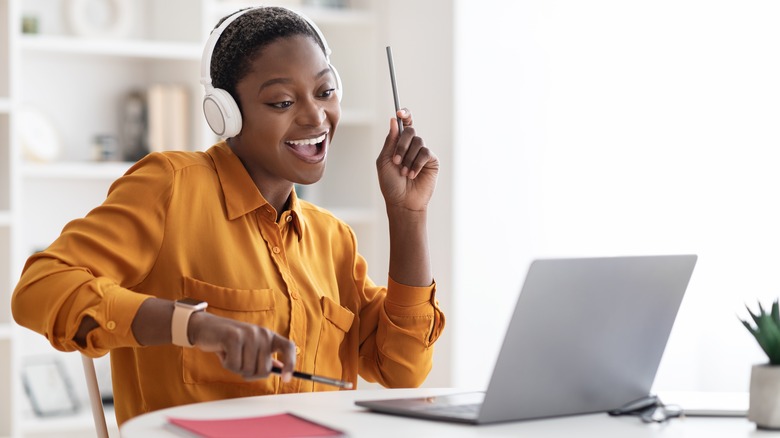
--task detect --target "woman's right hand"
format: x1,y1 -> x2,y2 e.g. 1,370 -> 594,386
188,311 -> 296,382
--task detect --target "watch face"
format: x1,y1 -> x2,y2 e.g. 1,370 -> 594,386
176,298 -> 207,309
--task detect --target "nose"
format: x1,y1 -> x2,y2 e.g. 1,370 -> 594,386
296,97 -> 326,127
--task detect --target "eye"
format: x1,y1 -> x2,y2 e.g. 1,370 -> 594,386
269,101 -> 293,109
319,88 -> 336,99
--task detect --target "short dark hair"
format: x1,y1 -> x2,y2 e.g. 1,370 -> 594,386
210,7 -> 326,108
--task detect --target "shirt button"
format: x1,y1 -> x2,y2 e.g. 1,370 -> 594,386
272,246 -> 281,254
295,346 -> 301,355
106,321 -> 117,330
291,291 -> 300,300
285,215 -> 292,223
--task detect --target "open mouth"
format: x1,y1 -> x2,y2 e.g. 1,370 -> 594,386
285,132 -> 328,164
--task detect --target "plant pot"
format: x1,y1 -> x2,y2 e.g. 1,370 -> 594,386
748,364 -> 780,429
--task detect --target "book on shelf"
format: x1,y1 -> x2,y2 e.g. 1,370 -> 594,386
166,412 -> 346,438
147,84 -> 190,153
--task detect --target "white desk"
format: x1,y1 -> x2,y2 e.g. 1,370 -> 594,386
121,388 -> 765,437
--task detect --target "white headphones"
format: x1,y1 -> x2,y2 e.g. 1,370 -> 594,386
200,6 -> 342,138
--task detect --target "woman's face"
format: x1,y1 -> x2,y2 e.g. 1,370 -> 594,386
230,34 -> 341,188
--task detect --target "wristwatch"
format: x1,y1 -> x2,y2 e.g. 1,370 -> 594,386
172,298 -> 208,348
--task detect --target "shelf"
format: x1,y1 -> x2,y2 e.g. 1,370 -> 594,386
0,98 -> 10,113
20,406 -> 118,436
0,324 -> 11,341
22,162 -> 134,181
329,207 -> 375,224
0,211 -> 10,227
211,3 -> 375,26
20,35 -> 202,61
303,6 -> 375,25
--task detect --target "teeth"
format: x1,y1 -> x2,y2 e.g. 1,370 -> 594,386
287,133 -> 327,146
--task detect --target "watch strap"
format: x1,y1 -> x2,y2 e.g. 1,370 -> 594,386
172,301 -> 207,348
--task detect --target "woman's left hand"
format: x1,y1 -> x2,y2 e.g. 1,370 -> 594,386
376,108 -> 439,212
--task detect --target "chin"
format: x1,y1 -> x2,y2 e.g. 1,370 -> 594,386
296,170 -> 326,186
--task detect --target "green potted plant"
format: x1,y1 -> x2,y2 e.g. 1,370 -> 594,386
741,299 -> 780,429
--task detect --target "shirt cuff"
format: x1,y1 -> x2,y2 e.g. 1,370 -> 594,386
85,281 -> 153,354
384,276 -> 437,316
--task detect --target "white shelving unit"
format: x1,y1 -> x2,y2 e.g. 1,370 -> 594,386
1,0 -> 17,436
19,407 -> 118,438
2,1 -> 386,437
19,35 -> 203,60
21,162 -> 134,180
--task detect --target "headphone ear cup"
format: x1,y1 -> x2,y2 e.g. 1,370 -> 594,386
330,64 -> 343,103
203,87 -> 242,138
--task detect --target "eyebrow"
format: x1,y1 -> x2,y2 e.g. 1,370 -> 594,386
258,68 -> 333,93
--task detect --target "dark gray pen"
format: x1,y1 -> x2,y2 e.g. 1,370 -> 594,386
271,366 -> 353,389
386,46 -> 403,133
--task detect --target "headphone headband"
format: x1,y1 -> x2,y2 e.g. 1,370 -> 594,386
200,9 -> 251,90
200,6 -> 335,91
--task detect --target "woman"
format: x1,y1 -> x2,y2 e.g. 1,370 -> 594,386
12,6 -> 444,425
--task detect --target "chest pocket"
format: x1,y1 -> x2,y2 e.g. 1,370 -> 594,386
181,276 -> 279,386
312,296 -> 355,391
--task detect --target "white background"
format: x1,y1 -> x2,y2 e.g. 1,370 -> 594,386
452,0 -> 780,392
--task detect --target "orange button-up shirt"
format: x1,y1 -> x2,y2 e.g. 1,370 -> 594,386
12,142 -> 445,425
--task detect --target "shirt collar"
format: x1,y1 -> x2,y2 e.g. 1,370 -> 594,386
287,188 -> 306,240
207,142 -> 306,240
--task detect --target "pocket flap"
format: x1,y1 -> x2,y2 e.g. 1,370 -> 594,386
183,276 -> 275,311
321,296 -> 354,332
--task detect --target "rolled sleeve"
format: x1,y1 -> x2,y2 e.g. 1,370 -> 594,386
82,282 -> 153,356
385,277 -> 435,310
357,276 -> 446,388
384,277 -> 445,345
12,153 -> 173,357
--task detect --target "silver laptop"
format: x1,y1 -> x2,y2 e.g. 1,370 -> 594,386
355,255 -> 698,424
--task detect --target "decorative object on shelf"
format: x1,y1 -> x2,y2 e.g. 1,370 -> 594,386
18,106 -> 62,162
21,14 -> 40,34
21,356 -> 81,417
92,134 -> 121,162
65,0 -> 134,38
303,0 -> 346,8
121,90 -> 148,161
741,299 -> 780,429
219,0 -> 304,7
147,84 -> 190,152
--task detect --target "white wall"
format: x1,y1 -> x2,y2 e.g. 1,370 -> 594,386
377,0 -> 454,388
453,0 -> 780,392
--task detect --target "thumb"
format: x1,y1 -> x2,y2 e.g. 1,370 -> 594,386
272,335 -> 296,383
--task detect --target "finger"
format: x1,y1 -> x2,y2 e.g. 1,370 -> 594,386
272,334 -> 297,383
251,339 -> 273,379
399,135 -> 424,177
219,331 -> 243,374
241,335 -> 260,378
407,146 -> 436,180
262,349 -> 273,378
397,108 -> 413,127
392,108 -> 415,165
378,117 -> 401,163
393,126 -> 417,169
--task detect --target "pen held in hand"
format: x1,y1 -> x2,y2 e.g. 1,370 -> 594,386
271,366 -> 353,389
386,46 -> 403,133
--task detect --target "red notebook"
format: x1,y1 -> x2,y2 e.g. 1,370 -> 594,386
167,413 -> 346,438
